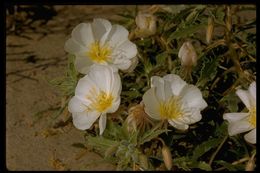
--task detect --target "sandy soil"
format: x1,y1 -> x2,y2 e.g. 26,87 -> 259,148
5,5 -> 148,171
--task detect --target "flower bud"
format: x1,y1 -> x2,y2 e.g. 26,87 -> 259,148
206,17 -> 214,44
178,41 -> 197,67
161,145 -> 172,170
245,157 -> 255,171
135,12 -> 157,38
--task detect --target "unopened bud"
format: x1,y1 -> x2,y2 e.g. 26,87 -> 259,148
161,145 -> 172,170
206,17 -> 214,44
135,12 -> 157,38
245,157 -> 255,171
178,41 -> 197,67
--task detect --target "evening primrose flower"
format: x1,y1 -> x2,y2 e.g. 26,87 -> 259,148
135,12 -> 157,38
223,81 -> 256,144
68,64 -> 121,135
64,18 -> 137,74
142,74 -> 207,130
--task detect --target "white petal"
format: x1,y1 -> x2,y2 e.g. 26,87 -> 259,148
75,75 -> 96,98
244,128 -> 256,144
114,59 -> 132,70
249,81 -> 256,103
68,96 -> 87,113
107,97 -> 120,113
122,56 -> 139,73
168,119 -> 189,130
114,40 -> 137,60
64,38 -> 86,53
88,64 -> 113,92
236,89 -> 252,109
151,76 -> 172,101
99,113 -> 107,135
110,71 -> 122,96
179,85 -> 207,110
163,74 -> 187,96
227,120 -> 254,136
106,24 -> 129,47
223,112 -> 249,123
92,18 -> 112,41
142,88 -> 161,120
72,23 -> 94,47
74,55 -> 94,74
183,108 -> 202,124
72,111 -> 100,130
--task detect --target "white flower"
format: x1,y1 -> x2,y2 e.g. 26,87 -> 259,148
135,12 -> 157,38
142,74 -> 207,130
223,81 -> 256,144
178,41 -> 197,67
64,18 -> 137,74
68,64 -> 121,135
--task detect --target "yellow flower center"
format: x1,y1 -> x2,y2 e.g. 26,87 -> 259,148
159,96 -> 183,120
86,88 -> 114,113
248,107 -> 256,127
87,42 -> 111,63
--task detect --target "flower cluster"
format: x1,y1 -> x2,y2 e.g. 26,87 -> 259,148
65,18 -> 256,146
66,18 -> 137,135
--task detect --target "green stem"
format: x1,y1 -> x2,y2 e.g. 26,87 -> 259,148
209,135 -> 228,166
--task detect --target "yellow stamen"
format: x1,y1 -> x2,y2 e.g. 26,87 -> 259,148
248,107 -> 256,127
86,88 -> 113,113
87,42 -> 111,63
159,96 -> 183,120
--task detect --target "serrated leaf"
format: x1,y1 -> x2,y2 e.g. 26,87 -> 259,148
167,22 -> 207,43
196,54 -> 219,87
86,135 -> 119,152
138,123 -> 168,145
192,137 -> 223,161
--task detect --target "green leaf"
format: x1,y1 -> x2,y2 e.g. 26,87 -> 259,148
172,157 -> 191,171
220,91 -> 240,112
192,137 -> 223,161
103,120 -> 128,141
167,22 -> 207,43
215,160 -> 239,171
104,143 -> 120,158
138,123 -> 168,145
156,51 -> 168,65
196,54 -> 219,87
214,121 -> 228,138
190,161 -> 212,171
86,135 -> 119,152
